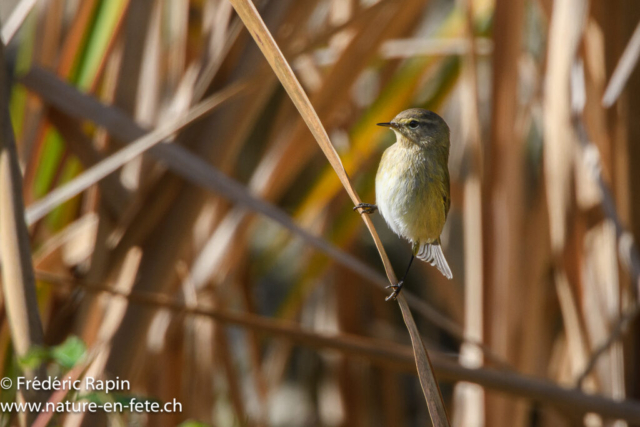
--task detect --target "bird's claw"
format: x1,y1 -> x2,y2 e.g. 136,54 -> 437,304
385,281 -> 403,301
354,203 -> 378,215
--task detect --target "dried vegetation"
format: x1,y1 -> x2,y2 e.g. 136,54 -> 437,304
2,0 -> 640,426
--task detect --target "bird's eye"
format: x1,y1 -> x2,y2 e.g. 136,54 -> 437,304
408,120 -> 419,129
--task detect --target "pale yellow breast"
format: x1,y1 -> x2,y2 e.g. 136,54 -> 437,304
375,143 -> 446,244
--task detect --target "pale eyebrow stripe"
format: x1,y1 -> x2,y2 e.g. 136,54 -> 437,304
398,117 -> 439,125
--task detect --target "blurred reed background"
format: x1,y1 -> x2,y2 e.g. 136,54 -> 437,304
1,0 -> 640,425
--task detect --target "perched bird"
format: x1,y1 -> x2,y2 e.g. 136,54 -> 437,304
355,108 -> 452,300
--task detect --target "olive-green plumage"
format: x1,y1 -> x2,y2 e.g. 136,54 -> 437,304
375,108 -> 452,279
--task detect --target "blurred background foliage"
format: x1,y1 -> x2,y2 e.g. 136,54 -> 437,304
1,0 -> 640,425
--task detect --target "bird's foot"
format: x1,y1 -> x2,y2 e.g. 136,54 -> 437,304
354,203 -> 378,215
385,281 -> 403,301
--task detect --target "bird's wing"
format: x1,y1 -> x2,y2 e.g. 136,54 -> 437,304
442,168 -> 451,218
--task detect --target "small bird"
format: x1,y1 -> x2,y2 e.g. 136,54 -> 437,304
355,108 -> 452,300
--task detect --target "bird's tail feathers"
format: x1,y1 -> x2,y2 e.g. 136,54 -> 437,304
416,241 -> 452,279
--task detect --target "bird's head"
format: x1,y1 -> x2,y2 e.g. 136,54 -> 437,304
377,108 -> 449,148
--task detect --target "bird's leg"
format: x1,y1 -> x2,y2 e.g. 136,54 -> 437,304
353,203 -> 378,214
386,254 -> 414,301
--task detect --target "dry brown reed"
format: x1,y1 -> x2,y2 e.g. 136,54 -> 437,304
2,0 -> 640,426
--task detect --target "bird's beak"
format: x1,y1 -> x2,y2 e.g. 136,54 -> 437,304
377,122 -> 398,129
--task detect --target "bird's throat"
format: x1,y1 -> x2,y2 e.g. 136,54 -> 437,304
393,131 -> 416,149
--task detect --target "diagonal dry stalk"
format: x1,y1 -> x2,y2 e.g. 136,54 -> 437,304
19,64 -> 510,371
24,81 -> 246,225
227,0 -> 449,424
0,0 -> 39,43
602,20 -> 640,107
